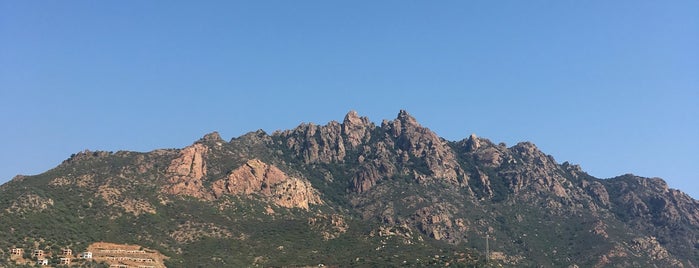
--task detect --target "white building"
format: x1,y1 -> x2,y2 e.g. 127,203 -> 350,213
80,251 -> 93,259
60,257 -> 71,264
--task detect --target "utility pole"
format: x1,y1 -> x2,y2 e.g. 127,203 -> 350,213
485,233 -> 490,264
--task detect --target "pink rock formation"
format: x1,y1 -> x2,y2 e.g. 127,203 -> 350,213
162,144 -> 212,199
212,159 -> 322,210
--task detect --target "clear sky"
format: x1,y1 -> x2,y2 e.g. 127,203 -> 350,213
1,1 -> 697,198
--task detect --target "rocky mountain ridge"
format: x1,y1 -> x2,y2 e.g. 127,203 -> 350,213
1,110 -> 698,267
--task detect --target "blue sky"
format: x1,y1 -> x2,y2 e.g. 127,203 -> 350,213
1,1 -> 697,198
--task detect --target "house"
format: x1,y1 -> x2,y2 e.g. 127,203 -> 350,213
60,257 -> 71,264
11,248 -> 23,255
80,251 -> 93,259
37,259 -> 49,266
62,248 -> 73,256
33,249 -> 44,258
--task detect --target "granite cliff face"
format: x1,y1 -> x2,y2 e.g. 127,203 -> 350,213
275,110 -> 465,193
163,143 -> 211,199
1,110 -> 698,268
211,159 -> 322,210
159,143 -> 322,210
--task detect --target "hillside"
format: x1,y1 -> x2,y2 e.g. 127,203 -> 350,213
1,110 -> 698,267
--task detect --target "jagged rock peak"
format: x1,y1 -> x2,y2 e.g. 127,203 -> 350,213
64,150 -> 112,164
342,110 -> 374,148
199,131 -> 224,143
513,141 -> 538,149
343,110 -> 361,122
466,133 -> 480,151
381,110 -> 425,137
235,129 -> 270,143
510,141 -> 545,159
396,109 -> 419,126
342,110 -> 372,127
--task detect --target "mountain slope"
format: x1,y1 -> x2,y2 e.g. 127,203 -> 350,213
1,110 -> 697,267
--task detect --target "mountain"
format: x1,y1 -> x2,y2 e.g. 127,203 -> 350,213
1,110 -> 698,267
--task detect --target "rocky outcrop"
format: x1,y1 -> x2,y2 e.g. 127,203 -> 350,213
234,129 -> 272,145
412,203 -> 469,244
457,135 -> 575,201
275,111 -> 376,165
475,146 -> 505,167
595,236 -> 685,268
275,110 -> 467,193
161,146 -> 323,210
583,180 -> 611,208
628,236 -> 674,262
668,189 -> 699,226
352,157 -> 396,193
212,159 -> 322,210
5,193 -> 54,214
199,131 -> 224,143
347,110 -> 468,193
98,182 -> 156,216
607,175 -> 699,226
308,214 -> 349,240
276,122 -> 346,164
270,178 -> 323,209
212,159 -> 286,196
342,110 -> 374,149
162,143 -> 212,199
373,224 -> 421,244
504,142 -> 568,197
463,140 -> 571,199
63,150 -> 112,164
380,110 -> 464,185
